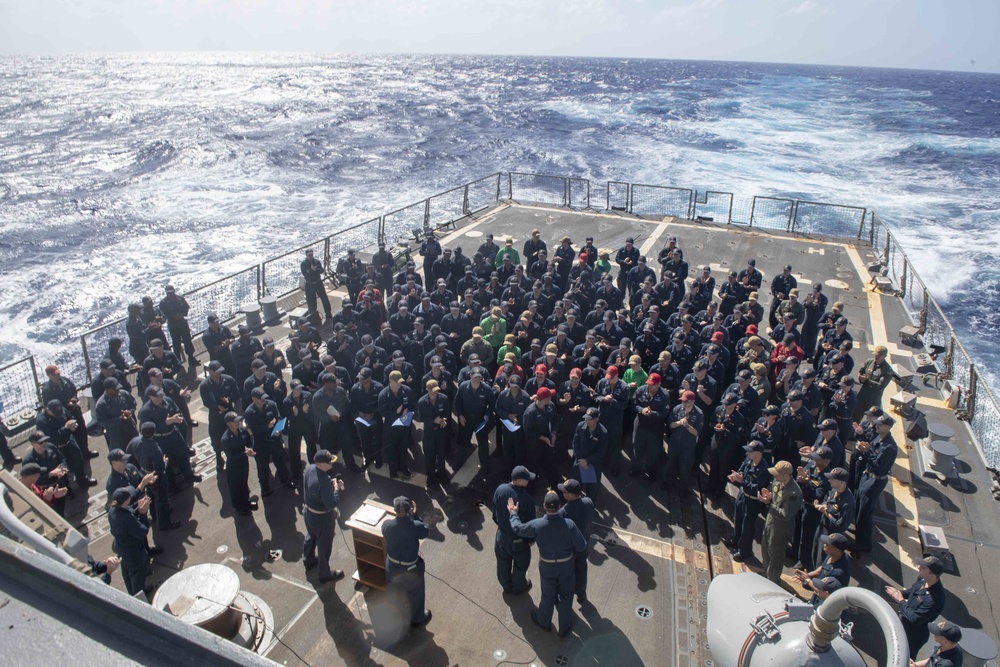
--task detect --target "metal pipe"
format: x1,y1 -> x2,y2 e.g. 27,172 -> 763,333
809,586 -> 908,667
0,483 -> 77,567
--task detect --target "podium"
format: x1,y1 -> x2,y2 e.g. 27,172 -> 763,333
345,499 -> 394,590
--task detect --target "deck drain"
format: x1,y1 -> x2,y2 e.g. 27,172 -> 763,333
555,656 -> 568,666
216,545 -> 229,554
967,587 -> 977,594
493,649 -> 507,660
604,537 -> 620,548
635,605 -> 653,619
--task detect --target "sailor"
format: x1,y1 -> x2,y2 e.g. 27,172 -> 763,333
107,486 -> 151,597
302,449 -> 346,582
230,325 -> 263,389
349,367 -> 384,469
801,283 -> 828,359
220,412 -> 258,516
22,433 -> 71,514
158,285 -> 197,364
885,556 -> 948,658
705,392 -> 748,501
138,385 -> 198,488
419,232 -> 442,287
631,373 -> 670,481
36,399 -> 98,487
105,449 -> 168,547
283,379 -> 317,479
572,407 -> 607,499
496,374 -> 531,471
202,314 -> 236,376
738,259 -> 762,293
793,532 -> 850,608
372,242 -> 395,293
813,467 -> 855,565
301,248 -> 333,322
243,358 -> 283,406
383,496 -> 432,628
126,422 -> 179,529
849,406 -> 883,492
523,229 -> 547,267
855,345 -> 893,420
126,303 -> 150,369
95,378 -> 139,452
417,379 -> 451,485
594,365 -> 629,476
523,386 -> 559,490
200,360 -> 241,469
759,460 -> 803,584
662,389 -> 704,496
558,478 -> 595,605
492,466 -> 537,595
778,389 -> 815,468
853,414 -> 898,557
455,367 -> 496,473
90,358 -> 131,402
792,445 -> 833,571
40,364 -> 95,457
508,490 -> 587,637
914,621 -> 964,667
478,233 -> 500,264
147,366 -> 197,430
615,237 -> 639,293
768,265 -> 797,329
378,370 -> 415,479
0,424 -> 22,471
18,462 -> 67,513
336,249 -> 364,303
724,440 -> 772,562
244,386 -> 294,496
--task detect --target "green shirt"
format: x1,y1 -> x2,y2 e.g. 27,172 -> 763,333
623,367 -> 648,398
496,344 -> 522,365
480,315 -> 508,349
495,247 -> 520,266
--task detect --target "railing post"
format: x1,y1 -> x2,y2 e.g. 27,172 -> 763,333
726,194 -> 733,225
605,183 -> 610,211
627,183 -> 633,214
562,178 -> 569,207
507,173 -> 513,200
462,185 -> 471,216
749,197 -> 756,228
423,199 -> 431,230
585,180 -> 590,209
256,265 -> 262,300
80,335 -> 92,385
900,257 -> 908,299
787,201 -> 797,232
857,208 -> 868,241
29,355 -> 43,409
687,190 -> 693,219
967,363 -> 978,419
324,238 -> 331,271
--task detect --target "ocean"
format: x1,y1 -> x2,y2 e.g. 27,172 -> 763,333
0,53 -> 998,384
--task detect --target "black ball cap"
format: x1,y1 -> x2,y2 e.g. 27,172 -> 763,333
558,479 -> 582,494
141,421 -> 156,436
820,532 -> 850,550
107,449 -> 127,462
928,620 -> 962,643
111,486 -> 135,504
393,496 -> 413,514
543,492 -> 561,511
511,465 -> 535,481
314,449 -> 336,465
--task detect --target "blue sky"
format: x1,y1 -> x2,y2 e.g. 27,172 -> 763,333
1,0 -> 997,73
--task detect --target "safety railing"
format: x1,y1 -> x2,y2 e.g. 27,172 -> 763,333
791,201 -> 867,238
0,357 -> 41,426
81,317 -> 129,382
630,183 -> 693,220
262,240 -> 328,299
749,196 -> 795,230
693,191 -> 733,224
328,217 -> 382,259
508,172 -> 572,207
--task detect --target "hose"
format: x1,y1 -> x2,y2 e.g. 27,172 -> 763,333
808,586 -> 908,667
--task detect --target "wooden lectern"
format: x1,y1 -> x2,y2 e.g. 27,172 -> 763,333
345,499 -> 395,590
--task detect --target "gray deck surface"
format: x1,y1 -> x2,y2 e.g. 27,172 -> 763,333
8,201 -> 1000,666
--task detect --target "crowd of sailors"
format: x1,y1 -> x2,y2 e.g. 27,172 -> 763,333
0,227 -> 961,661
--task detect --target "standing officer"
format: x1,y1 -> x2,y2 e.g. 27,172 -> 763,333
455,367 -> 496,473
302,450 -> 346,582
36,399 -> 98,487
107,486 -> 151,597
523,387 -> 559,491
508,491 -> 587,637
853,414 -> 898,557
383,496 -> 431,628
558,478 -> 595,605
350,367 -> 384,470
301,249 -> 334,322
41,364 -> 96,457
419,232 -> 442,288
855,345 -> 893,419
663,390 -> 704,497
95,378 -> 139,452
200,360 -> 241,469
244,386 -> 294,496
768,265 -> 797,329
230,326 -> 263,389
220,412 -> 258,516
724,440 -> 772,562
492,466 -> 537,595
572,407 -> 607,499
126,422 -> 180,530
202,314 -> 236,376
495,374 -> 531,471
417,379 -> 450,485
138,386 -> 198,489
594,365 -> 629,477
378,370 -> 415,479
885,557 -> 948,658
105,449 -> 167,555
631,373 -> 670,481
158,285 -> 197,364
759,460 -> 803,583
283,379 -> 317,479
813,467 -> 855,566
312,372 -> 358,472
706,393 -> 748,501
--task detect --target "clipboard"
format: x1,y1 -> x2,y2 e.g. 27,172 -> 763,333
475,418 -> 489,433
271,418 -> 287,437
355,416 -> 374,428
500,418 -> 520,433
393,411 -> 414,427
579,465 -> 597,484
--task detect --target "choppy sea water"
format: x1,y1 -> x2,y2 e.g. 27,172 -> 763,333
0,54 -> 998,383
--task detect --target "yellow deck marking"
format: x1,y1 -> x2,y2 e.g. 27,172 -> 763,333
638,220 -> 672,258
591,522 -> 689,564
916,396 -> 950,411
